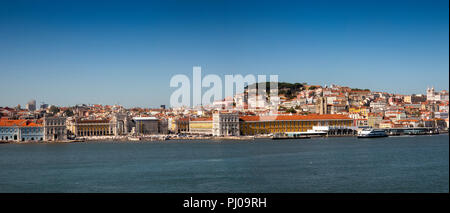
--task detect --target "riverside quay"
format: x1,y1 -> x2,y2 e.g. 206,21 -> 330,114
239,114 -> 355,136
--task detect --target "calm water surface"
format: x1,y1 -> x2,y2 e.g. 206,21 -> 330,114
0,134 -> 448,192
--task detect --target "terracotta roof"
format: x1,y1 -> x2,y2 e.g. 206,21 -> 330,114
0,119 -> 42,127
239,114 -> 352,121
190,117 -> 213,122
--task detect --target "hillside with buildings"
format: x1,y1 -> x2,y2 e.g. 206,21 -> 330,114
0,84 -> 448,142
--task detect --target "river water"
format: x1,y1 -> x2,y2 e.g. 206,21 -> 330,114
0,134 -> 448,192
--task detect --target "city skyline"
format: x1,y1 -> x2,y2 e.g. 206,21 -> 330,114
0,0 -> 448,108
1,83 -> 447,109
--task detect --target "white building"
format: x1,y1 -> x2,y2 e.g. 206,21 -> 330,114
427,87 -> 449,102
212,111 -> 240,136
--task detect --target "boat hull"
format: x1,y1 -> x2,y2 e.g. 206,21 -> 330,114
357,135 -> 388,138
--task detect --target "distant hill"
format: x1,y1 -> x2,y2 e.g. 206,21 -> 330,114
245,82 -> 305,99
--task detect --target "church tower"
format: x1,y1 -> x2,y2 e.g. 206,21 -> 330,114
427,87 -> 435,101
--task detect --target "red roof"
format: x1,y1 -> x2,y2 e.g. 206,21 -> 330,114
0,119 -> 42,127
190,117 -> 212,122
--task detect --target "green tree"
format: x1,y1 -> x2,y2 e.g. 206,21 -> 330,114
64,109 -> 74,117
286,107 -> 297,114
48,106 -> 60,115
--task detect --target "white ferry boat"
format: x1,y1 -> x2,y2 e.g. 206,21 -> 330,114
357,129 -> 388,138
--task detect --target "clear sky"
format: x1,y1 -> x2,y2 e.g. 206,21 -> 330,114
0,0 -> 448,108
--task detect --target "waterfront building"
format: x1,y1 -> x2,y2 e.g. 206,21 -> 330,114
423,118 -> 447,129
212,111 -> 240,136
174,117 -> 190,134
43,116 -> 67,141
68,119 -> 114,137
0,119 -> 23,141
111,113 -> 132,135
20,121 -> 44,141
189,117 -> 213,135
159,119 -> 168,134
239,114 -> 354,136
168,117 -> 176,133
0,118 -> 43,142
133,117 -> 167,135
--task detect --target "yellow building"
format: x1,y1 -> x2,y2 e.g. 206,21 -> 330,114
174,117 -> 190,133
360,107 -> 370,117
189,117 -> 213,135
68,119 -> 114,137
349,107 -> 361,113
367,113 -> 383,128
240,114 -> 353,135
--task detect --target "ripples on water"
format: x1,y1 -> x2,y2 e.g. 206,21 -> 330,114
0,134 -> 448,193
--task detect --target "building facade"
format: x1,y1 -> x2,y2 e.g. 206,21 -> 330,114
133,117 -> 168,135
239,114 -> 354,135
68,119 -> 114,137
0,119 -> 43,142
111,113 -> 132,136
189,117 -> 213,135
213,111 -> 240,136
174,117 -> 190,134
43,117 -> 67,141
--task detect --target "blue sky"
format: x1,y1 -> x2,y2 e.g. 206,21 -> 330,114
0,0 -> 448,108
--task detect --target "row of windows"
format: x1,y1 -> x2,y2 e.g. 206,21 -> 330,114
219,118 -> 239,122
0,127 -> 42,133
45,120 -> 65,126
22,128 -> 43,133
0,128 -> 17,133
1,136 -> 43,141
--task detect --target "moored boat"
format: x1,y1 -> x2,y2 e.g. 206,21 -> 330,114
357,129 -> 388,138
